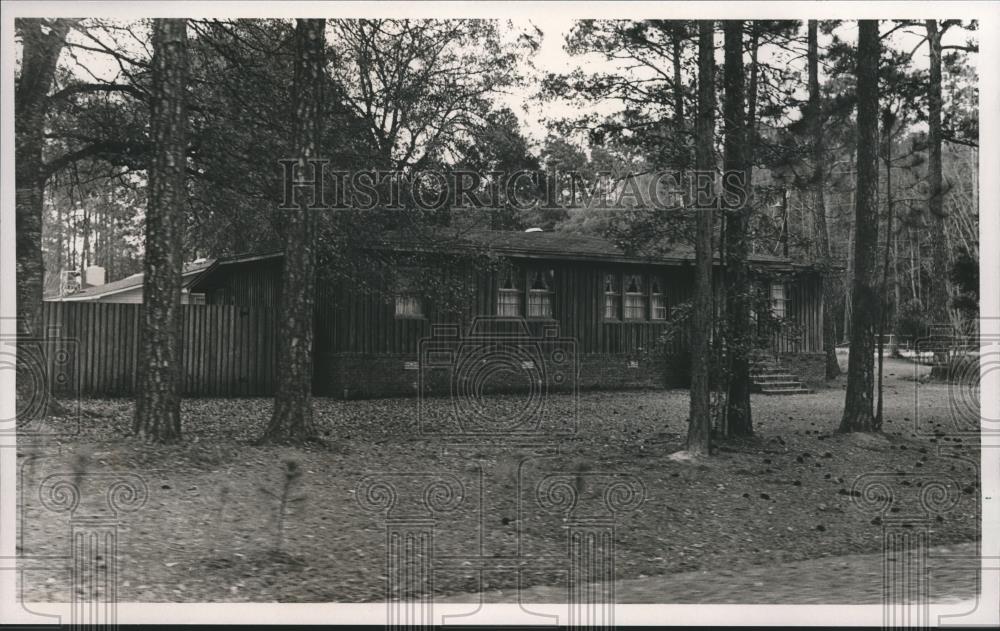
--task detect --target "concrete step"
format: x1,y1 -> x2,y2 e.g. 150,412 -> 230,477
751,358 -> 812,394
752,367 -> 787,375
761,391 -> 813,396
755,380 -> 804,388
760,386 -> 813,395
754,374 -> 798,382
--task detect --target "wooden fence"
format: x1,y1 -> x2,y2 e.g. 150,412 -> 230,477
41,302 -> 278,397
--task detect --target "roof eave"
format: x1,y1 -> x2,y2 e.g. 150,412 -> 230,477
51,266 -> 208,301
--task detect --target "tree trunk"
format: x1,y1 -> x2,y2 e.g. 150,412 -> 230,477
925,20 -> 950,328
747,27 -> 759,260
909,226 -> 920,306
258,19 -> 326,445
925,20 -> 952,377
839,21 -> 880,434
722,21 -> 752,437
843,188 -> 855,340
15,19 -> 70,423
686,20 -> 716,456
875,110 -> 895,430
81,204 -> 90,278
671,24 -> 685,129
808,20 -> 841,379
892,211 -> 901,351
69,186 -> 78,270
780,188 -> 789,258
746,21 -> 760,187
55,198 -> 64,283
133,19 -> 189,443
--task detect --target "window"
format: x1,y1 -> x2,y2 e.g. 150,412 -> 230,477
394,271 -> 424,318
770,281 -> 788,318
527,270 -> 553,319
624,274 -> 646,320
603,273 -> 621,320
395,294 -> 423,317
650,278 -> 667,320
497,269 -> 522,316
189,292 -> 206,305
605,272 -> 667,321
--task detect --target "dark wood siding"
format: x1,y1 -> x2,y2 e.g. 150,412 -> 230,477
315,260 -> 698,356
199,258 -> 283,306
38,262 -> 823,397
40,302 -> 277,396
197,256 -> 822,358
771,271 -> 823,353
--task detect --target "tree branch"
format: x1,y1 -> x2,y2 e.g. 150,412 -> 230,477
48,82 -> 147,103
941,44 -> 979,53
942,134 -> 979,149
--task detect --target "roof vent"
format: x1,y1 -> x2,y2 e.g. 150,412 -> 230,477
524,227 -> 543,233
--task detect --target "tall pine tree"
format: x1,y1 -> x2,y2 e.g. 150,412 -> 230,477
14,19 -> 71,423
808,20 -> 842,380
258,19 -> 326,444
723,20 -> 752,436
686,20 -> 716,456
839,20 -> 880,433
134,19 -> 189,442
925,20 -> 951,342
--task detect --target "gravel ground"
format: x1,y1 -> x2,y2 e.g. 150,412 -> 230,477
16,359 -> 982,603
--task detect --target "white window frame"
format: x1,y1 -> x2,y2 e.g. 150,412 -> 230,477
770,281 -> 789,319
526,269 -> 554,319
394,270 -> 425,319
650,276 -> 667,321
623,273 -> 646,320
497,268 -> 523,317
603,272 -> 621,320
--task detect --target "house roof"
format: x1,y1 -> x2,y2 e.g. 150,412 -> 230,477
186,251 -> 283,292
209,251 -> 284,266
376,229 -> 802,269
51,259 -> 215,301
190,229 -> 814,290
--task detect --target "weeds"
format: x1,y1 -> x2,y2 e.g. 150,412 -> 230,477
258,460 -> 306,552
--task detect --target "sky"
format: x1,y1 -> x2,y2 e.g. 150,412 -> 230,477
503,16 -> 602,144
46,17 -> 979,151
502,18 -> 979,147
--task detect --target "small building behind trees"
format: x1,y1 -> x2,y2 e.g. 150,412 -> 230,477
44,259 -> 214,303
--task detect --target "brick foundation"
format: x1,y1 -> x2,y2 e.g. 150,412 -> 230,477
316,351 -> 825,399
316,352 -> 690,399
